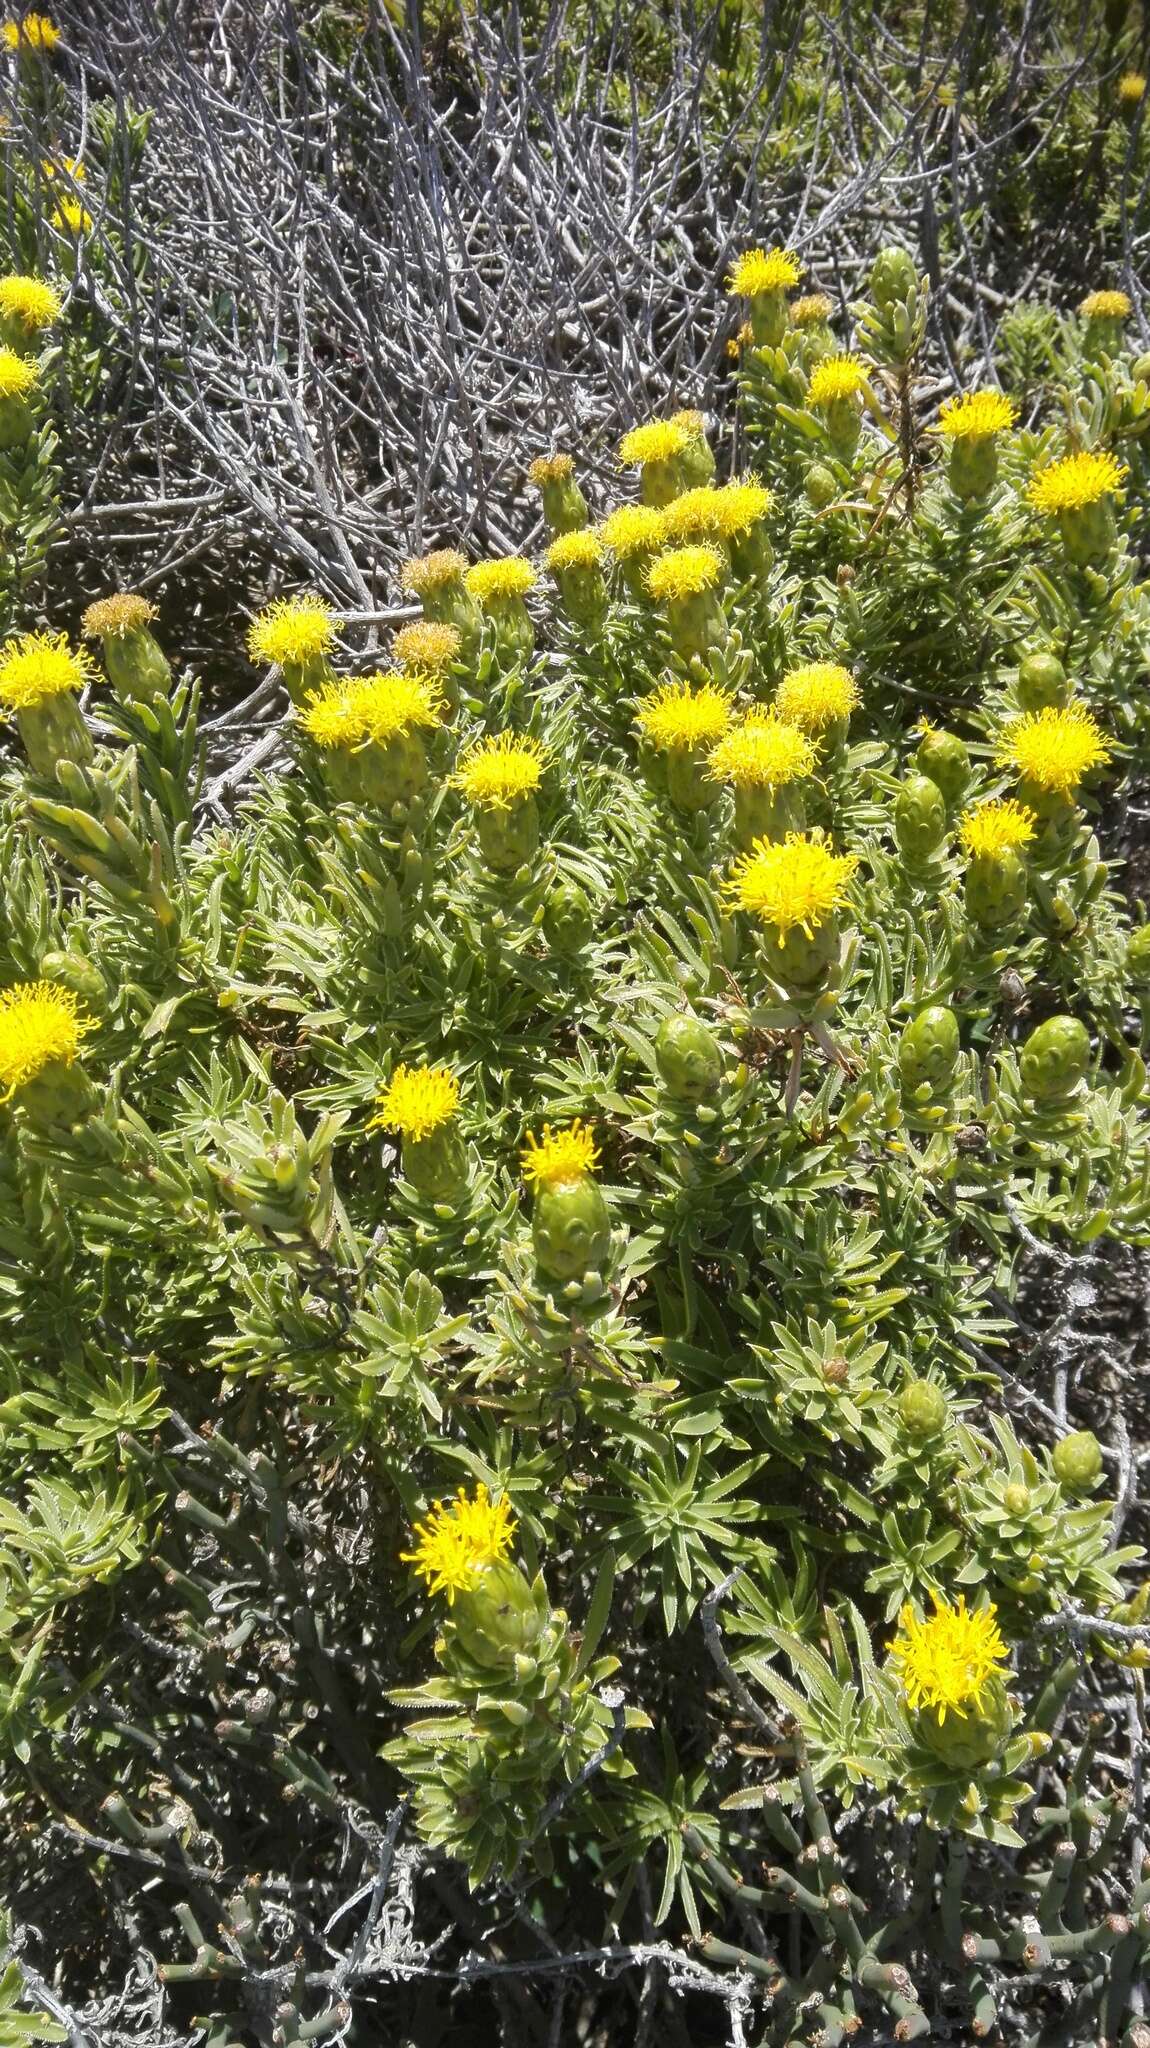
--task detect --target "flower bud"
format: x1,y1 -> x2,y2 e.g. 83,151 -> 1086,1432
759,919 -> 842,994
1017,650 -> 1069,712
18,690 -> 95,778
915,727 -> 970,810
915,1676 -> 1013,1770
39,949 -> 108,1011
82,595 -> 172,705
446,1560 -> 550,1670
965,848 -> 1027,929
1059,496 -> 1117,567
477,794 -> 540,875
804,463 -> 838,509
532,1174 -> 611,1283
1019,1015 -> 1090,1101
401,1122 -> 468,1202
893,773 -> 947,858
655,1014 -> 723,1104
356,730 -> 430,809
1126,925 -> 1150,984
898,1006 -> 960,1093
1003,1483 -> 1031,1517
529,454 -> 590,536
898,1379 -> 948,1438
870,245 -> 918,313
948,434 -> 1000,501
1053,1429 -> 1103,1493
542,880 -> 593,955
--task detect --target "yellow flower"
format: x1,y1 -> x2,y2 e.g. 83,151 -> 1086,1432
889,1595 -> 1009,1724
401,1483 -> 516,1603
2,12 -> 59,49
0,272 -> 61,332
401,548 -> 468,595
726,831 -> 858,939
713,478 -> 773,536
959,798 -> 1038,858
775,661 -> 859,735
521,1117 -> 599,1190
465,557 -> 537,604
41,154 -> 84,182
936,389 -> 1016,439
646,542 -> 725,602
708,711 -> 815,790
807,355 -> 867,408
727,247 -> 802,297
661,483 -> 770,545
247,595 -> 336,669
0,631 -> 94,709
1026,449 -> 1127,514
296,683 -> 367,751
1118,71 -> 1146,106
599,503 -> 668,558
546,528 -> 604,571
791,292 -> 833,328
528,452 -> 574,484
51,199 -> 91,237
636,679 -> 732,753
1080,289 -> 1132,321
618,419 -> 691,468
0,980 -> 94,1100
391,620 -> 461,675
996,704 -> 1111,798
351,671 -> 444,743
670,407 -> 707,440
370,1063 -> 460,1141
81,593 -> 156,639
0,346 -> 37,397
452,732 -> 545,810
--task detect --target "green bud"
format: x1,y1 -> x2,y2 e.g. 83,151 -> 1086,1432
447,1561 -> 549,1670
805,463 -> 838,509
538,473 -> 590,537
401,1123 -> 467,1203
677,422 -> 716,488
898,1379 -> 948,1438
356,731 -> 429,809
532,1174 -> 611,1282
0,393 -> 33,449
1019,1015 -> 1091,1101
542,880 -> 594,955
759,918 -> 841,994
476,794 -> 540,874
664,590 -> 727,664
17,692 -> 95,779
948,434 -> 999,501
102,630 -> 173,705
665,743 -> 724,812
1017,651 -> 1069,712
1058,496 -> 1117,567
484,595 -> 535,667
1003,1483 -> 1031,1517
824,395 -> 861,462
748,289 -> 789,348
893,773 -> 947,858
1126,924 -> 1150,983
639,456 -> 689,509
965,848 -> 1027,929
1053,1429 -> 1103,1494
915,1676 -> 1013,1770
898,1006 -> 961,1092
733,779 -> 805,851
39,949 -> 108,1010
870,245 -> 918,313
16,1059 -> 99,1133
553,562 -> 608,633
915,727 -> 970,810
655,1014 -> 723,1104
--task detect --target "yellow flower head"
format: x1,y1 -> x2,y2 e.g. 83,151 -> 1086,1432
775,660 -> 859,735
791,292 -> 834,328
713,477 -> 773,536
661,487 -> 726,545
0,272 -> 61,332
889,1595 -> 1009,1724
521,1117 -> 599,1190
937,389 -> 1017,440
401,548 -> 468,596
670,407 -> 707,440
352,670 -> 444,743
41,155 -> 84,183
807,354 -> 867,408
0,346 -> 37,397
0,980 -> 94,1100
646,542 -> 726,603
599,503 -> 668,559
296,683 -> 366,751
959,797 -> 1037,858
1080,289 -> 1132,321
727,247 -> 802,297
391,620 -> 462,675
636,678 -> 732,753
997,703 -> 1111,798
0,630 -> 94,709
546,527 -> 604,572
452,732 -> 545,810
528,452 -> 574,484
1026,449 -> 1127,514
247,595 -> 336,669
370,1063 -> 460,1141
401,1483 -> 516,1603
618,419 -> 692,468
726,831 -> 858,940
2,12 -> 59,49
708,710 -> 816,790
81,592 -> 156,640
465,556 -> 537,605
51,199 -> 91,237
1119,71 -> 1146,106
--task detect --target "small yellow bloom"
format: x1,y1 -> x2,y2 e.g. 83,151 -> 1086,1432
41,154 -> 84,183
936,389 -> 1016,439
352,671 -> 444,743
708,711 -> 815,790
0,631 -> 94,709
401,1483 -> 516,1603
1118,71 -> 1146,106
807,355 -> 867,408
670,407 -> 707,440
959,798 -> 1037,858
2,12 -> 59,49
0,345 -> 37,397
636,678 -> 732,753
713,478 -> 773,536
391,620 -> 461,675
370,1063 -> 460,1141
296,683 -> 367,752
521,1117 -> 599,1190
0,272 -> 61,332
599,503 -> 668,558
791,292 -> 834,328
618,419 -> 691,468
452,732 -> 545,810
661,487 -> 726,545
528,452 -> 574,484
0,980 -> 93,1100
996,704 -> 1111,798
889,1595 -> 1008,1724
727,247 -> 802,297
401,548 -> 468,596
646,542 -> 725,603
465,556 -> 537,604
247,595 -> 336,669
1079,289 -> 1132,321
81,592 -> 156,639
1026,449 -> 1127,514
51,199 -> 92,237
546,527 -> 604,572
726,830 -> 857,939
775,661 -> 859,735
